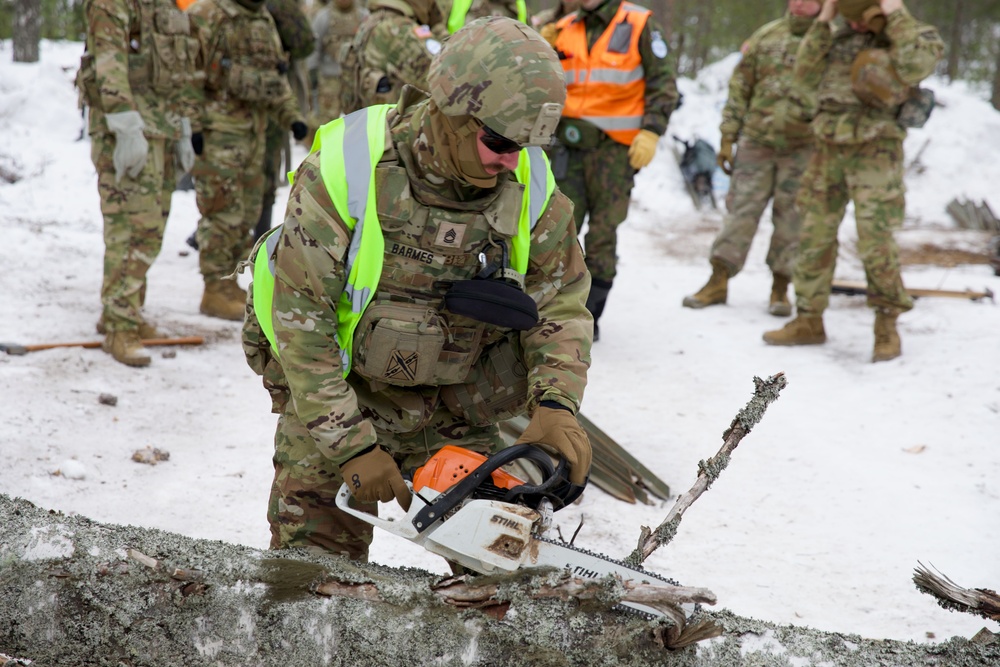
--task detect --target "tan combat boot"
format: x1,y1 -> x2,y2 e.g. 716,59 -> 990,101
872,309 -> 901,362
682,260 -> 729,309
200,280 -> 245,321
762,314 -> 826,346
96,314 -> 160,339
102,330 -> 151,367
768,274 -> 792,317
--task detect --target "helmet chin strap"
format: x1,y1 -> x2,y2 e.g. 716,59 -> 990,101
430,109 -> 498,189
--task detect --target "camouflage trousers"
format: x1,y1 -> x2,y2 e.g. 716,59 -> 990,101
551,138 -> 636,283
314,74 -> 345,127
91,132 -> 174,331
193,128 -> 266,282
711,139 -> 812,278
794,138 -> 913,315
268,391 -> 505,561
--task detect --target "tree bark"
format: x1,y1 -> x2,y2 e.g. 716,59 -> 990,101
12,0 -> 41,63
946,0 -> 965,82
1,493 -> 998,666
992,43 -> 1000,112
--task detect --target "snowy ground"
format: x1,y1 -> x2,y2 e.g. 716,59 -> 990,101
1,41 -> 998,645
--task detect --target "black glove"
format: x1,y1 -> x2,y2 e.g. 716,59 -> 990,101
191,132 -> 204,156
291,121 -> 308,141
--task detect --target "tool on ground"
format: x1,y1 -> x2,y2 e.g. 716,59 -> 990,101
336,444 -> 688,619
0,336 -> 205,356
831,279 -> 994,302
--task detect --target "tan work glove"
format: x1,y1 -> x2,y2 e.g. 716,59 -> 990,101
341,446 -> 412,510
627,129 -> 659,170
515,405 -> 592,485
539,23 -> 560,48
717,136 -> 735,175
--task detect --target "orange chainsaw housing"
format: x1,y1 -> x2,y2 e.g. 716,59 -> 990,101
412,445 -> 524,493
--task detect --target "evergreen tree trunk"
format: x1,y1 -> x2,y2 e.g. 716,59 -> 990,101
12,0 -> 41,63
946,0 -> 965,82
992,44 -> 1000,111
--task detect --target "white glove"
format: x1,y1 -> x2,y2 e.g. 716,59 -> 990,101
176,117 -> 196,174
104,110 -> 148,183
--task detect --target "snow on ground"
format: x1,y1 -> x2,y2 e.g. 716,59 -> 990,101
1,40 -> 998,644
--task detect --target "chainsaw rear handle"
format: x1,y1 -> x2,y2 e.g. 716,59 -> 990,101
335,481 -> 422,540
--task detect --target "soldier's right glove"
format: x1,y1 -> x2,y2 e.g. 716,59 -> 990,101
191,132 -> 204,156
340,446 -> 412,510
717,136 -> 735,176
539,23 -> 560,48
515,403 -> 592,486
104,110 -> 148,184
291,121 -> 308,141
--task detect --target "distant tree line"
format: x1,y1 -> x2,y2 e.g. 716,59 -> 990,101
3,0 -> 1000,108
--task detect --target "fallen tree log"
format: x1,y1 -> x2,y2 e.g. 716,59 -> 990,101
0,494 -> 997,666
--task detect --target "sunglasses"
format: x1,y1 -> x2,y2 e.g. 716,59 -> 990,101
480,124 -> 522,155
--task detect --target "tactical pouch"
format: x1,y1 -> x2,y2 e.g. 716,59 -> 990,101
896,87 -> 935,129
127,51 -> 152,96
75,53 -> 100,110
226,63 -> 286,102
444,279 -> 539,331
556,117 -> 604,150
149,9 -> 196,95
441,335 -> 529,427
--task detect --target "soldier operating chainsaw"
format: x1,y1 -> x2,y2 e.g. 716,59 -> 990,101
243,17 -> 594,561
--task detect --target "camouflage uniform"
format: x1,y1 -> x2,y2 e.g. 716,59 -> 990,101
789,8 -> 942,316
341,0 -> 443,114
548,0 -> 678,330
78,0 -> 198,334
188,0 -> 304,286
710,13 -> 815,280
244,70 -> 591,559
310,0 -> 368,124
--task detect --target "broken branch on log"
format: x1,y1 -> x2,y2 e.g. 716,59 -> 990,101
914,562 -> 1000,622
624,373 -> 787,567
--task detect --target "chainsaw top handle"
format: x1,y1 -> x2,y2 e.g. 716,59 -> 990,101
411,444 -> 585,533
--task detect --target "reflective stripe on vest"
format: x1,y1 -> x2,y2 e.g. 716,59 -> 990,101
555,3 -> 650,145
447,0 -> 528,33
252,106 -> 555,376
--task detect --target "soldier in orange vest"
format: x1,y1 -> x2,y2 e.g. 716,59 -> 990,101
546,0 -> 678,340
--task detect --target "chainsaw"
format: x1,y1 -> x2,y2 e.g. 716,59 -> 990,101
335,444 -> 688,618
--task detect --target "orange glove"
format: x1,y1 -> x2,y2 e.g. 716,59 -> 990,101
717,137 -> 735,175
515,405 -> 592,485
341,447 -> 411,510
627,129 -> 659,170
539,23 -> 560,48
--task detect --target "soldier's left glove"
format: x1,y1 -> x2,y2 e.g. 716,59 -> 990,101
291,121 -> 308,141
176,117 -> 196,174
340,446 -> 412,511
515,403 -> 592,486
627,129 -> 659,170
104,110 -> 148,183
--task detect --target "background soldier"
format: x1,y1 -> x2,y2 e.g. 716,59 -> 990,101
188,0 -> 308,321
683,0 -> 820,316
242,17 -> 592,561
78,0 -> 199,367
547,0 -> 679,339
440,0 -> 529,34
531,0 -> 578,30
309,0 -> 368,130
341,0 -> 444,113
763,0 -> 943,362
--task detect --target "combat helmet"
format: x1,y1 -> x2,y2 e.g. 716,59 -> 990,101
427,16 -> 565,147
838,0 -> 886,33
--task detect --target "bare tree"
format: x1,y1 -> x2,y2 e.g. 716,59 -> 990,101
13,0 -> 41,63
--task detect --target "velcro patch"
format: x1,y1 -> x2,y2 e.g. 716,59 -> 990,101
435,222 -> 466,248
384,350 -> 419,383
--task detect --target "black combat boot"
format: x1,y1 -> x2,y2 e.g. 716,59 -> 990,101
585,278 -> 613,342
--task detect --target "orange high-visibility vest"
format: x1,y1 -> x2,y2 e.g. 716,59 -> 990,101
177,0 -> 197,10
555,3 -> 650,145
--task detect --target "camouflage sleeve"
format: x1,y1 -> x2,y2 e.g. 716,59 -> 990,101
188,4 -> 221,131
85,0 -> 136,115
308,8 -> 330,72
637,15 -> 678,136
265,25 -> 307,127
267,0 -> 316,60
520,189 -> 592,414
719,35 -> 758,142
792,19 -> 832,93
365,20 -> 435,90
884,8 -> 943,86
270,152 -> 379,464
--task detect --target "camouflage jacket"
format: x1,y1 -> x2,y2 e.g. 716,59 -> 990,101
311,2 -> 368,77
266,0 -> 316,61
249,92 -> 592,465
719,13 -> 815,150
569,0 -> 678,135
792,7 -> 943,144
80,0 -> 200,139
188,0 -> 303,134
353,7 -> 442,107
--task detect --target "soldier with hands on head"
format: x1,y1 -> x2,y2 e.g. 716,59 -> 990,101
187,0 -> 309,321
763,0 -> 943,362
340,0 -> 444,114
547,0 -> 679,340
683,0 -> 820,315
77,0 -> 199,367
242,17 -> 593,561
